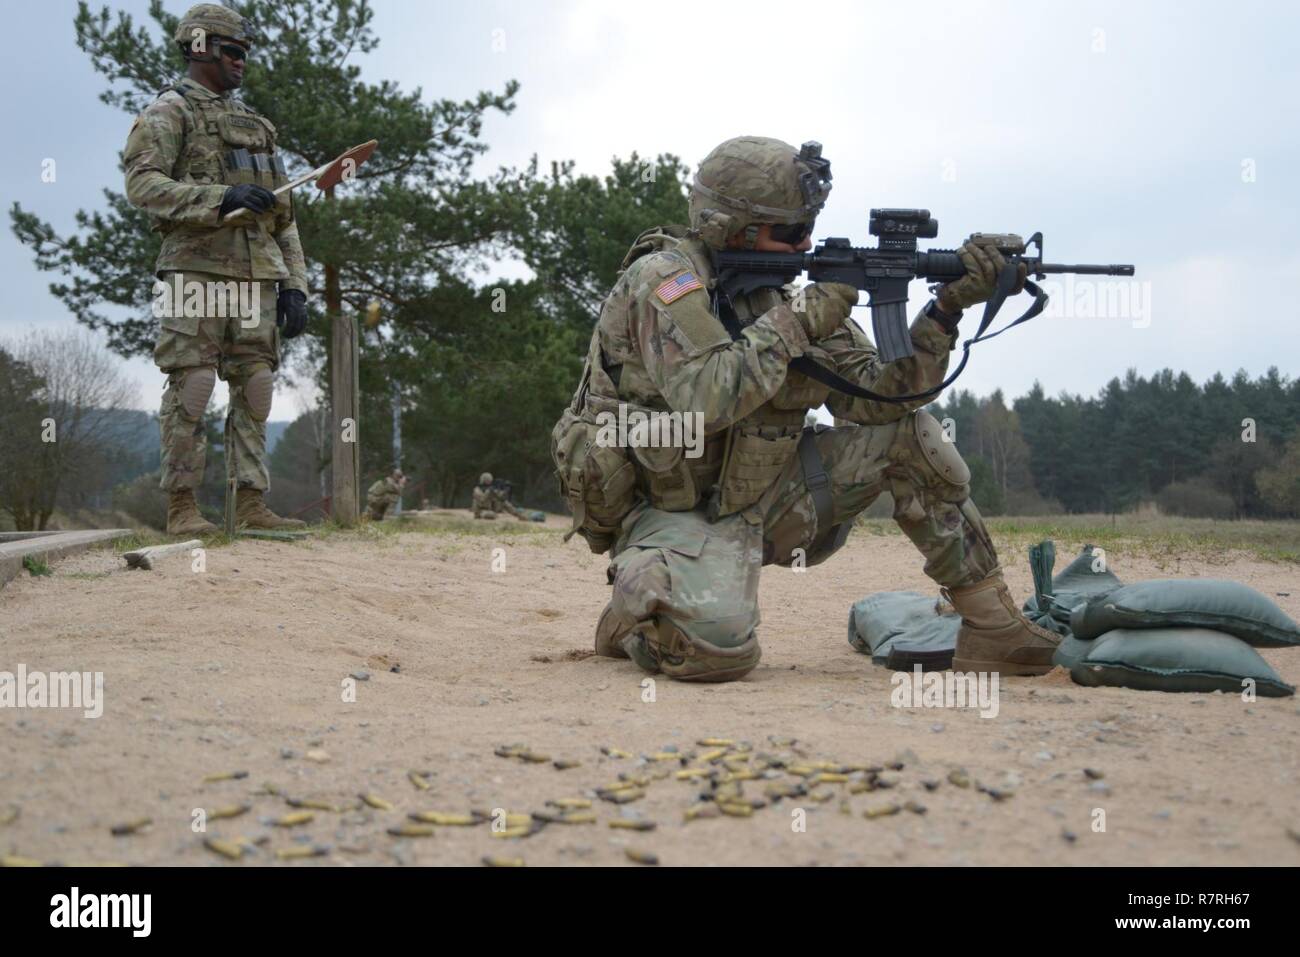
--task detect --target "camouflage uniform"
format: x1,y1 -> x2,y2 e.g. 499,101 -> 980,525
367,475 -> 404,520
490,485 -> 528,521
559,136 -> 1056,682
123,7 -> 306,510
472,473 -> 498,520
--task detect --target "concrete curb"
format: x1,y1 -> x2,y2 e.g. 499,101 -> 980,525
0,530 -> 132,588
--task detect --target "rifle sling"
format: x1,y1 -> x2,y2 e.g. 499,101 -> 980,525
796,426 -> 836,539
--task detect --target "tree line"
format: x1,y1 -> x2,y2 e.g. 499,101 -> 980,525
929,368 -> 1300,518
9,0 -> 686,521
4,0 -> 1296,528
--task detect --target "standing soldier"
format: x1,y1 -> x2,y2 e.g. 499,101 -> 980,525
366,469 -> 406,521
124,4 -> 308,535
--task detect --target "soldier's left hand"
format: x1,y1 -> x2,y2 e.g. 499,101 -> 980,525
276,289 -> 308,339
937,237 -> 1027,312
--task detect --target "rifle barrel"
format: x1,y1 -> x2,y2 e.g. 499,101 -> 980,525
1039,262 -> 1135,276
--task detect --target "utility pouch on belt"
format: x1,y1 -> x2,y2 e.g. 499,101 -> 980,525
551,335 -> 637,554
714,424 -> 800,518
631,442 -> 697,512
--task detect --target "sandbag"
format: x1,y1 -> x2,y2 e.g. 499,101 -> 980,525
847,591 -> 958,669
1070,627 -> 1295,697
1023,541 -> 1124,635
1052,633 -> 1096,670
882,618 -> 961,670
1070,579 -> 1300,648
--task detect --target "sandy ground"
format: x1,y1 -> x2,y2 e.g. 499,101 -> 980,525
1,512 -> 1298,867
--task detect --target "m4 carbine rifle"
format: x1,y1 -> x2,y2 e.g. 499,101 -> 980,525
712,208 -> 1135,403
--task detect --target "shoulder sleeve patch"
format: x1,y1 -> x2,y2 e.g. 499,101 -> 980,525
655,271 -> 704,305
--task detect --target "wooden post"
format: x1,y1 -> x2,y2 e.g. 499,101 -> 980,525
390,375 -> 402,516
224,424 -> 237,537
330,264 -> 360,526
225,475 -> 237,537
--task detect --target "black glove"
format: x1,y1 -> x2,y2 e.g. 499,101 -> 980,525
276,289 -> 308,339
219,184 -> 277,218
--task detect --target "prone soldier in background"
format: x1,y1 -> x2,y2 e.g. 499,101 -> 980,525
489,478 -> 531,522
472,473 -> 530,521
123,3 -> 308,535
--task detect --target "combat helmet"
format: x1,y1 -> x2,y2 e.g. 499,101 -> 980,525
480,472 -> 493,486
174,3 -> 258,56
689,136 -> 832,250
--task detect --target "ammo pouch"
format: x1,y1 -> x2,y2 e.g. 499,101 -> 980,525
713,423 -> 801,517
221,118 -> 291,229
552,332 -> 637,554
631,441 -> 697,512
552,401 -> 636,554
161,85 -> 292,231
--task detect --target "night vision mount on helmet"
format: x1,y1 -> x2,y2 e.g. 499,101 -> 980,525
689,137 -> 832,250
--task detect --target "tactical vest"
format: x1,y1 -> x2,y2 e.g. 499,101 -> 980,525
552,227 -> 833,553
153,81 -> 291,234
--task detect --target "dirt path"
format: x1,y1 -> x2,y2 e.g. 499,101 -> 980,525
2,515 -> 1297,866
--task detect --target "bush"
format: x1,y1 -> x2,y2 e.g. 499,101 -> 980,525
112,471 -> 167,530
1156,478 -> 1235,519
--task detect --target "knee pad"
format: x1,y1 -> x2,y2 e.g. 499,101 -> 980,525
625,617 -> 761,682
243,366 -> 274,422
177,367 -> 216,420
605,543 -> 761,682
912,410 -> 971,490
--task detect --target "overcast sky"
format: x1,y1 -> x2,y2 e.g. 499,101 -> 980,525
2,0 -> 1296,420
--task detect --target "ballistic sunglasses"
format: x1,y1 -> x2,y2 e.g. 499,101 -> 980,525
768,221 -> 814,245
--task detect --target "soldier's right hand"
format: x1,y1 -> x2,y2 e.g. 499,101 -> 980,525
218,184 -> 277,218
794,282 -> 859,340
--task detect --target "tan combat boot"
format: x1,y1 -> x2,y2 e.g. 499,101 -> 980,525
235,488 -> 307,530
594,603 -> 630,659
167,489 -> 218,536
945,569 -> 1061,676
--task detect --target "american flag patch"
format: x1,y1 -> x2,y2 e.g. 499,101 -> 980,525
655,271 -> 703,304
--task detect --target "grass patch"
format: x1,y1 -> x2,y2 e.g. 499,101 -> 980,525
22,555 -> 51,577
102,529 -> 240,552
102,532 -> 163,553
394,513 -> 557,540
856,513 -> 1300,564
